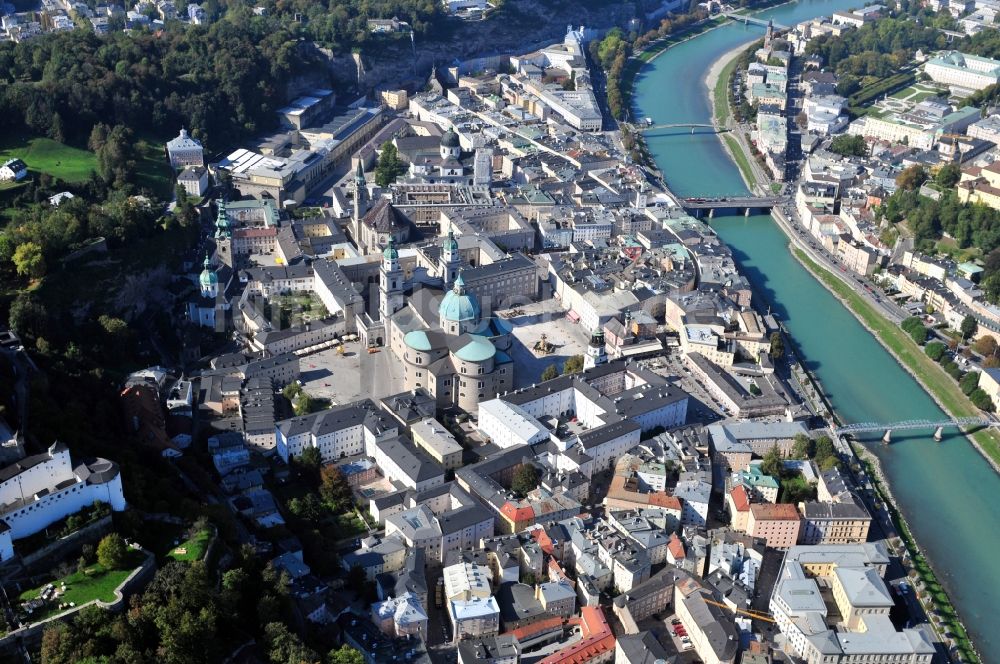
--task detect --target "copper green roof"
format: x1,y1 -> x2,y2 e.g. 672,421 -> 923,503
455,335 -> 495,363
404,330 -> 433,351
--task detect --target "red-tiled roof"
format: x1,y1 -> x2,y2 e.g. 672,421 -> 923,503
668,533 -> 685,560
508,615 -> 563,642
750,503 -> 800,520
532,527 -> 554,554
540,607 -> 614,664
729,484 -> 750,512
649,494 -> 682,510
233,227 -> 277,238
501,501 -> 534,523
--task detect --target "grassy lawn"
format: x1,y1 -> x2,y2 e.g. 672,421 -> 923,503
168,527 -> 213,562
713,54 -> 740,127
793,248 -> 1000,465
134,134 -> 175,200
328,512 -> 368,540
0,132 -> 173,199
0,135 -> 98,183
723,135 -> 757,190
19,552 -> 142,622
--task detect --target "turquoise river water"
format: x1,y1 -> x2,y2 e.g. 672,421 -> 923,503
634,1 -> 999,658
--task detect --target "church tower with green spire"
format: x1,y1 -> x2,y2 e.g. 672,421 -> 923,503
214,200 -> 233,267
379,237 -> 404,321
439,224 -> 461,287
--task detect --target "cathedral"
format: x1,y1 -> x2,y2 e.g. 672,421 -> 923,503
366,233 -> 515,412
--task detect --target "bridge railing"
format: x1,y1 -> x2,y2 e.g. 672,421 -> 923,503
833,417 -> 992,435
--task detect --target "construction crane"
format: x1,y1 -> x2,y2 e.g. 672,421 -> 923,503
697,590 -> 776,623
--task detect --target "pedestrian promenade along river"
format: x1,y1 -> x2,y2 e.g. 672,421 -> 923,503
634,0 -> 999,657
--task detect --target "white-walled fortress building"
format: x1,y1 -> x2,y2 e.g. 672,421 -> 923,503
0,442 -> 127,561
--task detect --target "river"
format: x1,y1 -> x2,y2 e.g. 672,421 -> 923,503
634,1 -> 999,658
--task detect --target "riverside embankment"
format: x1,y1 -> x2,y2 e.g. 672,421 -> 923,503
631,1 -> 999,659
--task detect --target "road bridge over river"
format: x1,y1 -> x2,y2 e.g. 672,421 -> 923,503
681,195 -> 788,216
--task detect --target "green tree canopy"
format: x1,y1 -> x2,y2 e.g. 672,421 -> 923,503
562,354 -> 585,374
541,364 -> 559,381
96,533 -> 128,570
374,142 -> 405,188
829,134 -> 867,157
511,463 -> 540,497
936,163 -> 961,188
960,314 -> 978,340
895,165 -> 927,191
960,370 -> 980,396
791,433 -> 814,459
924,341 -> 946,362
12,241 -> 46,280
769,332 -> 785,360
328,645 -> 365,664
760,446 -> 783,478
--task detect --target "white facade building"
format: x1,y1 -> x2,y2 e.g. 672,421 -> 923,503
0,442 -> 127,561
925,50 -> 1000,91
166,128 -> 204,168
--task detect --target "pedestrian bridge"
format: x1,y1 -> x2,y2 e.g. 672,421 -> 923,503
720,11 -> 789,30
834,417 -> 993,443
639,122 -> 729,134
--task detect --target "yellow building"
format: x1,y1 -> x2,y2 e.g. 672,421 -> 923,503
958,161 -> 1000,209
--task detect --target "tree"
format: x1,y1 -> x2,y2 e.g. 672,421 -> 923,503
901,316 -> 928,345
896,165 -> 928,191
319,466 -> 352,510
8,292 -> 49,339
769,332 -> 785,361
328,645 -> 365,664
936,163 -> 961,188
511,463 -> 540,497
12,241 -> 46,279
960,370 -> 980,396
829,134 -> 866,157
760,446 -> 783,478
374,142 -> 405,188
263,621 -> 318,664
813,435 -> 838,470
96,533 -> 129,570
818,455 -> 843,471
908,323 -> 927,345
971,388 -> 995,412
562,354 -> 585,374
974,335 -> 998,358
960,314 -> 978,340
298,447 -> 322,472
791,433 -> 815,459
541,364 -> 559,381
96,124 -> 139,186
924,341 -> 946,362
293,391 -> 317,416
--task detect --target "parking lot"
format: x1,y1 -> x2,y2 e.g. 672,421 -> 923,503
505,299 -> 592,387
664,614 -> 696,653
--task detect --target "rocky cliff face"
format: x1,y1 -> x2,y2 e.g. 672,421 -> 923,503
318,0 -> 642,93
